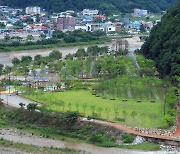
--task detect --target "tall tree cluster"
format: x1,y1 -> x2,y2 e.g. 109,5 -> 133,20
140,2 -> 180,82
0,0 -> 176,14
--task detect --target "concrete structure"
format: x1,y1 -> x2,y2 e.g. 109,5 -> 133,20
75,22 -> 116,33
143,21 -> 153,29
26,6 -> 41,15
82,9 -> 99,16
83,15 -> 93,23
56,15 -> 75,30
75,25 -> 88,31
133,9 -> 148,17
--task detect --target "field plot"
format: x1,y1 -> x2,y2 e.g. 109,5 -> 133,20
24,90 -> 165,128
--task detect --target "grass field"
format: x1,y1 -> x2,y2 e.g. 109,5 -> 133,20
24,90 -> 165,128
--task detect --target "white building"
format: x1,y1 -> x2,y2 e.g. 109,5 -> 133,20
26,6 -> 41,15
75,25 -> 88,31
133,9 -> 148,17
82,9 -> 99,16
75,23 -> 116,34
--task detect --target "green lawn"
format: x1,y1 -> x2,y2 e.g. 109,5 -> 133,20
24,90 -> 165,128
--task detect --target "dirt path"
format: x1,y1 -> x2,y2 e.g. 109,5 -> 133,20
82,118 -> 180,141
0,129 -> 161,154
173,114 -> 180,136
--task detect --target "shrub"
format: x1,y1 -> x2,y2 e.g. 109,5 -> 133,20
89,132 -> 109,144
116,118 -> 125,122
123,134 -> 135,143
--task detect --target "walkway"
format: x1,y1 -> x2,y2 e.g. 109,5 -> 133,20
82,117 -> 180,142
173,114 -> 180,136
0,94 -> 37,108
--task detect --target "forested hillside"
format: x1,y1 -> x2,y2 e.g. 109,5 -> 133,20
140,2 -> 180,82
0,0 -> 176,14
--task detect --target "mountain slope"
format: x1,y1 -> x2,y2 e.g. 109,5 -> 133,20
0,0 -> 176,13
140,2 -> 180,80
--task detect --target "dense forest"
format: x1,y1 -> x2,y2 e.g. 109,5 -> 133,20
140,2 -> 180,83
0,0 -> 176,14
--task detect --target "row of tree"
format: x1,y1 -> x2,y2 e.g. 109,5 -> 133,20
1,0 -> 175,14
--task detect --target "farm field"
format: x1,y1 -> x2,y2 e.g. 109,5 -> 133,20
24,90 -> 165,128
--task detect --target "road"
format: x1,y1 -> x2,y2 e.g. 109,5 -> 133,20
127,37 -> 142,68
0,94 -> 37,108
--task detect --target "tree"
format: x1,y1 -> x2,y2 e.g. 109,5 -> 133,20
56,82 -> 61,89
0,22 -> 5,28
0,64 -> 4,75
140,24 -> 146,33
49,50 -> 62,61
27,35 -> 34,41
122,110 -> 127,121
64,35 -> 76,43
82,103 -> 87,115
75,48 -> 86,58
68,102 -> 72,111
4,35 -> 10,41
94,18 -> 102,23
105,108 -> 111,119
12,57 -> 20,65
1,0 -> 174,14
27,103 -> 37,111
65,53 -> 73,60
61,101 -> 65,112
21,56 -> 32,63
52,30 -> 64,38
75,103 -> 79,112
90,105 -> 96,116
40,33 -> 46,39
34,54 -> 42,61
97,107 -> 103,117
141,3 -> 180,80
131,111 -> 137,124
114,108 -> 118,120
140,113 -> 145,126
64,80 -> 71,90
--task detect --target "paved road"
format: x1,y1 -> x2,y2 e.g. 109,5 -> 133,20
0,94 -> 36,108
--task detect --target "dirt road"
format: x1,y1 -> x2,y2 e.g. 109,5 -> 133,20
0,129 -> 164,154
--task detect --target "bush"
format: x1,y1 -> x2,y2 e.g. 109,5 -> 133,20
89,132 -> 109,144
123,134 -> 135,143
164,114 -> 175,126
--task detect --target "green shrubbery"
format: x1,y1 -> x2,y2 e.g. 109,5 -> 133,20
122,134 -> 135,143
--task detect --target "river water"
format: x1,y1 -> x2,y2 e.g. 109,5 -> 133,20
0,36 -> 143,66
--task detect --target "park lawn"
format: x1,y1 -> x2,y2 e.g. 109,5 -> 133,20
24,90 -> 165,128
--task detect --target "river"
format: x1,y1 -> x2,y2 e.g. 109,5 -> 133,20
0,36 -> 143,66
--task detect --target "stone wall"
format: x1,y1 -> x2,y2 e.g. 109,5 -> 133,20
128,115 -> 179,136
